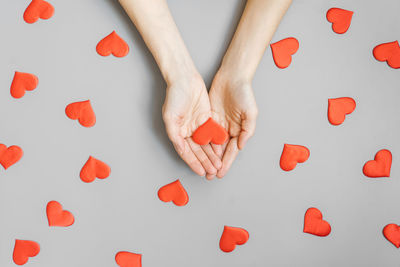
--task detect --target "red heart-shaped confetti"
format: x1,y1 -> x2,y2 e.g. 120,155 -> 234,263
0,144 -> 23,170
115,251 -> 142,267
80,156 -> 111,183
65,100 -> 96,127
192,118 -> 228,145
270,37 -> 299,69
328,97 -> 356,125
13,239 -> 40,265
10,72 -> 38,99
280,144 -> 310,171
23,0 -> 54,24
96,31 -> 129,58
303,207 -> 331,237
373,41 -> 400,69
363,149 -> 392,178
326,8 -> 354,34
158,180 -> 188,206
219,226 -> 249,253
46,201 -> 74,227
383,224 -> 400,248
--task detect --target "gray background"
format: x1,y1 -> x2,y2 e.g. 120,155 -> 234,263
1,0 -> 400,266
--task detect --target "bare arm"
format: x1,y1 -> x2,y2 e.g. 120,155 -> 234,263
210,0 -> 292,177
119,0 -> 222,179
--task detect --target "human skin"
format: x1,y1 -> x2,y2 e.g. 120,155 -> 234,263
118,0 -> 292,179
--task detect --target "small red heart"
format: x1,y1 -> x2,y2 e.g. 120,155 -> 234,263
219,226 -> 249,253
326,8 -> 354,34
303,207 -> 331,237
328,97 -> 356,125
280,144 -> 310,171
383,223 -> 400,248
13,239 -> 40,265
158,179 -> 188,206
270,37 -> 299,69
363,149 -> 392,178
96,31 -> 129,58
23,0 -> 54,24
373,41 -> 400,69
80,156 -> 111,183
65,100 -> 96,127
10,72 -> 38,99
46,201 -> 74,227
0,144 -> 23,170
115,251 -> 142,267
192,118 -> 228,145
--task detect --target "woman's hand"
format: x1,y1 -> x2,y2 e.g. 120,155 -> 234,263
163,73 -> 222,179
209,71 -> 258,178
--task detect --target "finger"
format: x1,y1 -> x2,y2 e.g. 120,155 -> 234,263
238,113 -> 257,150
211,144 -> 223,158
206,173 -> 216,180
201,144 -> 222,169
187,138 -> 217,176
217,138 -> 239,178
179,139 -> 206,176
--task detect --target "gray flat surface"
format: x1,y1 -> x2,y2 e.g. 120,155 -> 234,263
1,0 -> 400,266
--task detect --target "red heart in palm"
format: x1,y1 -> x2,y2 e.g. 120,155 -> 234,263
192,118 -> 228,145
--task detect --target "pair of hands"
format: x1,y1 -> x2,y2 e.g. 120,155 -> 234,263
162,70 -> 258,179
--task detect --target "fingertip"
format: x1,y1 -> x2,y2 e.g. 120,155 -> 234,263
206,173 -> 215,180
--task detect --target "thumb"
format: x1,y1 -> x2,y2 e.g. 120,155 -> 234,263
238,112 -> 257,150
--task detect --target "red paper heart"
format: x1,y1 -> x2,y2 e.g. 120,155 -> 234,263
328,97 -> 356,125
270,37 -> 299,69
280,144 -> 310,171
96,31 -> 129,58
10,72 -> 38,99
115,251 -> 142,267
158,180 -> 188,206
13,239 -> 40,265
23,0 -> 54,24
373,41 -> 400,69
192,118 -> 228,145
46,201 -> 74,227
0,144 -> 23,170
219,226 -> 249,253
303,207 -> 331,237
65,100 -> 96,127
326,8 -> 354,34
363,149 -> 392,178
80,156 -> 111,183
383,224 -> 400,248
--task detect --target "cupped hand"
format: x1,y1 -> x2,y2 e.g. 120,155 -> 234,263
209,71 -> 258,178
162,73 -> 222,179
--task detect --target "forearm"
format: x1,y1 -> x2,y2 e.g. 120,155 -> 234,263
219,0 -> 292,82
118,0 -> 197,84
